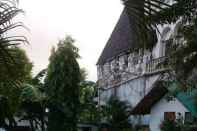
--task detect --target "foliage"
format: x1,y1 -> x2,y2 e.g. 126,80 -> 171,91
160,119 -> 197,131
19,69 -> 47,131
0,46 -> 32,129
160,120 -> 180,131
79,81 -> 100,123
121,0 -> 197,49
0,0 -> 30,128
182,125 -> 197,131
80,68 -> 88,81
45,36 -> 81,131
101,96 -> 132,131
121,0 -> 197,83
165,17 -> 197,84
30,69 -> 46,88
0,0 -> 28,80
0,47 -> 33,82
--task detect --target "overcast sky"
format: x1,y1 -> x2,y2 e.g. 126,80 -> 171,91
17,0 -> 123,81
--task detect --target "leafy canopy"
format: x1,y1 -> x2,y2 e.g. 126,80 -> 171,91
101,96 -> 132,131
0,0 -> 28,79
45,36 -> 81,131
0,46 -> 32,128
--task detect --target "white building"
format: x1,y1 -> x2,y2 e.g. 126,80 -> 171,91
96,9 -> 195,131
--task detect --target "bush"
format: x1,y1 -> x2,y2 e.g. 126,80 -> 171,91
160,120 -> 180,131
182,125 -> 197,131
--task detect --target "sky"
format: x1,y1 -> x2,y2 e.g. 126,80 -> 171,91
16,0 -> 123,81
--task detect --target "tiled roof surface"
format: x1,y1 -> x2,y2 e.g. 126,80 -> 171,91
97,9 -> 138,65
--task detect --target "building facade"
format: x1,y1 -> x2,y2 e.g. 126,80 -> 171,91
96,9 -> 192,131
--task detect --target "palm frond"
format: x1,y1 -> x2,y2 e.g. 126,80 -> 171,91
0,0 -> 28,81
31,69 -> 47,86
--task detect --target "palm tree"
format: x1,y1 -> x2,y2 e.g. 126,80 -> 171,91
102,96 -> 132,131
0,0 -> 27,80
0,47 -> 32,129
0,2 -> 28,127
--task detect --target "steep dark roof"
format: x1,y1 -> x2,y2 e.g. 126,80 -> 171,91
131,81 -> 168,115
97,9 -> 138,65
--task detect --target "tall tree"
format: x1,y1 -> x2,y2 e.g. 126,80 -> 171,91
0,0 -> 29,128
79,80 -> 100,123
0,47 -> 32,129
45,36 -> 81,131
0,47 -> 33,82
19,69 -> 47,131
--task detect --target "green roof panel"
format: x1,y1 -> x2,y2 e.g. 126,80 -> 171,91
168,82 -> 197,117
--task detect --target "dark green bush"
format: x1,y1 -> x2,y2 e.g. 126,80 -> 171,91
160,120 -> 180,131
182,125 -> 197,131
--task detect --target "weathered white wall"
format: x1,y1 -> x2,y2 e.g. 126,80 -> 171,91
100,88 -> 115,105
150,97 -> 189,131
15,118 -> 30,126
99,74 -> 160,107
117,77 -> 145,106
145,75 -> 160,94
129,115 -> 150,125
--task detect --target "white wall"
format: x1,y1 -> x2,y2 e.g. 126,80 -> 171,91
15,118 -> 30,126
99,74 -> 160,107
150,96 -> 189,131
117,77 -> 145,106
129,115 -> 150,125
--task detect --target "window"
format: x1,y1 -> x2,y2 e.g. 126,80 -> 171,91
160,27 -> 171,57
185,112 -> 193,124
164,112 -> 176,121
133,56 -> 139,65
82,127 -> 91,131
184,112 -> 197,124
0,128 -> 6,131
124,55 -> 128,69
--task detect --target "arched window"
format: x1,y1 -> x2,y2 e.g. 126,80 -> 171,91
173,21 -> 183,37
173,21 -> 184,45
160,26 -> 172,57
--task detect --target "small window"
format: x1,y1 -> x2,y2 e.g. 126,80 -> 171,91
133,56 -> 138,65
124,55 -> 128,68
82,127 -> 91,131
95,90 -> 98,97
185,112 -> 193,124
164,112 -> 176,121
0,128 -> 6,131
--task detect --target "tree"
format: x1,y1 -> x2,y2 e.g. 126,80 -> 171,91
0,0 -> 28,79
101,96 -> 132,131
166,17 -> 197,84
19,69 -> 47,131
45,36 -> 81,131
0,47 -> 33,82
0,0 -> 29,128
0,46 -> 32,129
79,80 -> 100,123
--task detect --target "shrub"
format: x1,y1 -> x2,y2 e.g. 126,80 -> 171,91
160,120 -> 180,131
